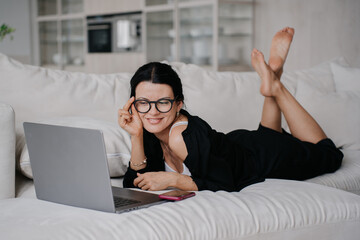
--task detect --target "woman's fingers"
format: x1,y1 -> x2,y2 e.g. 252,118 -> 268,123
134,174 -> 151,190
123,96 -> 135,112
118,99 -> 143,136
119,97 -> 136,124
131,104 -> 140,118
118,110 -> 132,127
138,181 -> 150,191
118,110 -> 131,120
133,173 -> 143,187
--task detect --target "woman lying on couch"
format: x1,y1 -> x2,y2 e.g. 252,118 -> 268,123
119,27 -> 343,192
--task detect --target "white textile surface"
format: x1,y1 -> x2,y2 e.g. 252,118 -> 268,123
0,103 -> 15,199
3,179 -> 360,240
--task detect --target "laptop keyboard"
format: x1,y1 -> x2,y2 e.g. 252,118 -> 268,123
113,197 -> 141,208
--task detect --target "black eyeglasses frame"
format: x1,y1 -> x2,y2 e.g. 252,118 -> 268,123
133,98 -> 177,113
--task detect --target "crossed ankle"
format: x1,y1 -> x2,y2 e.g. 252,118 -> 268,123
272,80 -> 284,97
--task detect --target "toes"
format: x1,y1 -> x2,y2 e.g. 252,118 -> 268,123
251,48 -> 260,60
252,48 -> 264,59
283,27 -> 295,36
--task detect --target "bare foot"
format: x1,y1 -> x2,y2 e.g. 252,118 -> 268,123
251,48 -> 280,97
268,27 -> 295,77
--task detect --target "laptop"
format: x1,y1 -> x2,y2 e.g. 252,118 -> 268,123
23,122 -> 165,214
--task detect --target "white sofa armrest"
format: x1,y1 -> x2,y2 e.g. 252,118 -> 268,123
0,103 -> 15,199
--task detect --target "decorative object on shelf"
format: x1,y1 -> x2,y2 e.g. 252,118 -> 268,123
52,53 -> 69,65
0,24 -> 15,42
72,57 -> 83,66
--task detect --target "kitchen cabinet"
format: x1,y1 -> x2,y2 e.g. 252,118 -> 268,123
33,0 -> 253,73
144,0 -> 254,71
35,0 -> 85,71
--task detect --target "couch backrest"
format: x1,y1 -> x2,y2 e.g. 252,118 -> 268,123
1,53 -> 354,157
0,53 -> 348,135
0,53 -> 132,135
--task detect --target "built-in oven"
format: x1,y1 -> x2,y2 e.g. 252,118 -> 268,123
87,19 -> 112,53
87,12 -> 142,53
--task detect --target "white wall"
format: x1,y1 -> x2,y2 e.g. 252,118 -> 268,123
0,0 -> 33,64
254,0 -> 360,71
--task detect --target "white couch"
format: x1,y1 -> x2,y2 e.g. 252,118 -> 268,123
0,53 -> 360,239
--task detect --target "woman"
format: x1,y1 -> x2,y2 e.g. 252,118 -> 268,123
118,27 -> 343,192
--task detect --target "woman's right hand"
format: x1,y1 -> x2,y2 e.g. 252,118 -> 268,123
118,97 -> 143,136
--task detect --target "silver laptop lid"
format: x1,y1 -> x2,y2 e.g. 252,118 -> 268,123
23,122 -> 116,213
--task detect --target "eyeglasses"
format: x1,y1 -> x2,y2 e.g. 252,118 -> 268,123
133,98 -> 176,113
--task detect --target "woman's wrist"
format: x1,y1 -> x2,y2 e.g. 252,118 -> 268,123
130,158 -> 147,167
130,132 -> 146,170
131,129 -> 143,138
168,172 -> 180,187
171,172 -> 198,191
129,159 -> 147,171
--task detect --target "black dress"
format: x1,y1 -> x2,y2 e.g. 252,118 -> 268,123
123,109 -> 343,192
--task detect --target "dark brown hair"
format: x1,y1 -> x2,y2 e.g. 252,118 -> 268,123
130,62 -> 184,102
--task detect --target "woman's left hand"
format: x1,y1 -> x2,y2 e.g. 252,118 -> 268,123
134,172 -> 176,191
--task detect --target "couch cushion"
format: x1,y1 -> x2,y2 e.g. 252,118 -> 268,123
6,179 -> 360,239
282,56 -> 349,94
331,63 -> 360,92
295,81 -> 360,150
171,62 -> 264,133
18,117 -> 131,179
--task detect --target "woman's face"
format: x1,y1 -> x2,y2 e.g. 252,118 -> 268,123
134,81 -> 182,135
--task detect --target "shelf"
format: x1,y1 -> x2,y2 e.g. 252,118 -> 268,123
144,4 -> 174,12
145,0 -> 254,71
220,32 -> 251,37
148,17 -> 252,26
37,13 -> 84,21
36,0 -> 85,69
180,34 -> 212,39
219,16 -> 252,21
219,0 -> 254,5
147,35 -> 173,39
39,38 -> 84,44
146,21 -> 173,25
39,41 -> 58,44
180,18 -> 212,25
61,36 -> 85,42
148,32 -> 251,39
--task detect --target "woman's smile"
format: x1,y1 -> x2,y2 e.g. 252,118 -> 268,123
146,117 -> 163,125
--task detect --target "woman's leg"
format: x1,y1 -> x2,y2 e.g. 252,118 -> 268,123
252,49 -> 327,144
261,27 -> 295,132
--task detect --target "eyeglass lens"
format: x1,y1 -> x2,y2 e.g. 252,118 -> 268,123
134,99 -> 173,113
